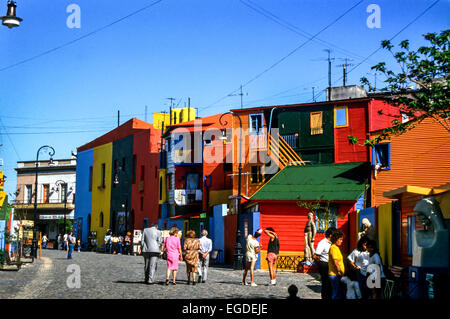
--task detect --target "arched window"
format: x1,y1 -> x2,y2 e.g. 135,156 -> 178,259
99,212 -> 104,228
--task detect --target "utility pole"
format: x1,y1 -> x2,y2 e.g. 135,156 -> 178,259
167,98 -> 175,125
337,58 -> 354,87
323,49 -> 334,101
117,110 -> 120,127
312,87 -> 316,102
228,85 -> 247,109
188,97 -> 191,121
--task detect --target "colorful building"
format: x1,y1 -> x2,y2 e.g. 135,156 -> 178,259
75,118 -> 161,248
249,162 -> 369,270
367,117 -> 450,268
13,157 -> 76,242
158,113 -> 233,237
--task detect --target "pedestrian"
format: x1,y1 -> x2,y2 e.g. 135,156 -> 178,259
141,223 -> 162,284
42,234 -> 48,249
287,284 -> 301,300
118,234 -> 123,255
313,226 -> 336,300
63,233 -> 68,251
124,232 -> 131,255
264,227 -> 279,286
242,229 -> 263,287
56,234 -> 60,250
328,229 -> 345,299
163,226 -> 183,285
183,230 -> 201,285
197,229 -> 212,284
366,239 -> 385,299
347,236 -> 370,299
104,231 -> 112,254
77,238 -> 81,252
341,272 -> 362,299
67,231 -> 75,259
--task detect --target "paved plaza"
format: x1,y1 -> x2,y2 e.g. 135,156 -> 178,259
0,249 -> 321,299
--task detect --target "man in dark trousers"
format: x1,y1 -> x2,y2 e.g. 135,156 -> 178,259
313,227 -> 336,299
141,223 -> 162,284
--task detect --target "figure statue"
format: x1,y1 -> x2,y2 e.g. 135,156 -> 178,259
304,212 -> 317,264
358,218 -> 377,245
412,197 -> 449,268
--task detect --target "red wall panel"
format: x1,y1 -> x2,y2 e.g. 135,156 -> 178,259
259,201 -> 352,255
224,214 -> 237,265
334,103 -> 369,163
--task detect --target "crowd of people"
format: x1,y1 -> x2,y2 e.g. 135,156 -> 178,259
44,222 -> 385,299
314,226 -> 386,300
103,231 -> 132,255
40,232 -> 79,259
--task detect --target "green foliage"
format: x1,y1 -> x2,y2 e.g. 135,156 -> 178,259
360,29 -> 450,145
56,218 -> 73,233
348,135 -> 358,145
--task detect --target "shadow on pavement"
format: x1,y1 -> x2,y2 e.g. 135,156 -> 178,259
306,285 -> 321,293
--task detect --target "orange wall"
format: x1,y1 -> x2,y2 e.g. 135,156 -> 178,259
371,117 -> 450,207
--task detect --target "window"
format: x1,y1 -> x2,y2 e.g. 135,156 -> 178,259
372,143 -> 390,170
249,113 -> 263,134
99,212 -> 104,227
335,106 -> 348,128
132,155 -> 137,184
250,166 -> 263,184
315,207 -> 337,232
89,166 -> 93,192
25,184 -> 32,204
310,111 -> 323,135
42,184 -> 50,203
61,183 -> 68,203
186,172 -> 199,190
101,163 -> 106,188
140,165 -> 145,181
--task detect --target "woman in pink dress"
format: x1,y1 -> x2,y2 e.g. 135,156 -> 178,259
163,226 -> 183,285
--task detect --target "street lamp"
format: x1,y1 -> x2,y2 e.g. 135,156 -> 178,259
219,111 -> 243,270
53,179 -> 71,234
32,145 -> 55,258
1,1 -> 22,29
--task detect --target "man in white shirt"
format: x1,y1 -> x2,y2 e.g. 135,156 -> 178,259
313,227 -> 336,299
197,230 -> 212,283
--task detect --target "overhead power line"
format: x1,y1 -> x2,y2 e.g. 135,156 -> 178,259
0,0 -> 164,73
240,0 -> 371,63
200,0 -> 364,112
314,0 -> 441,101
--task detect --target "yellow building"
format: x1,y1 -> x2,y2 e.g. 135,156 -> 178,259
91,143 -> 113,247
153,107 -> 196,130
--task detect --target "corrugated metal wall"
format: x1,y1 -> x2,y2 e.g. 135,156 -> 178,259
372,117 -> 450,207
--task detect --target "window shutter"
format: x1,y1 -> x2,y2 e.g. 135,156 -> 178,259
310,111 -> 323,135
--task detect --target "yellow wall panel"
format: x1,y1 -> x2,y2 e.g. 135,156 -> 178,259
377,202 -> 393,267
158,169 -> 167,204
92,143 -> 113,247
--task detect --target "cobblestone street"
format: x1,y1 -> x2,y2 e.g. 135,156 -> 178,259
1,249 -> 321,299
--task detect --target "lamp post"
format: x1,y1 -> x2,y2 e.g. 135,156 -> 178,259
219,111 -> 243,270
33,145 -> 55,258
53,179 -> 70,234
1,1 -> 22,28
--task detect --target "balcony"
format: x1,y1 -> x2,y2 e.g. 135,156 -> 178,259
12,199 -> 75,211
173,189 -> 202,206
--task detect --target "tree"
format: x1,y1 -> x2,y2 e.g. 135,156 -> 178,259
359,29 -> 449,146
56,218 -> 73,233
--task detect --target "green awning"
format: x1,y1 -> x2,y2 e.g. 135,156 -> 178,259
251,162 -> 369,202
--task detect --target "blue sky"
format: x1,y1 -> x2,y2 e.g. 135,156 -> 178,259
0,0 -> 449,197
